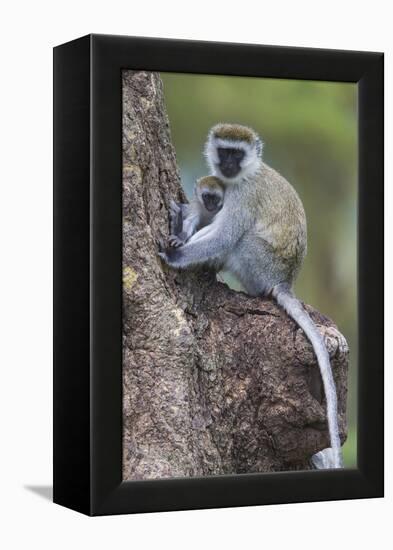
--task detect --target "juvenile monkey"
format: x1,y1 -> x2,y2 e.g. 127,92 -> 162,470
168,175 -> 225,248
160,123 -> 344,469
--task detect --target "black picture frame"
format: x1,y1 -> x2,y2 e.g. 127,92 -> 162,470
53,34 -> 384,516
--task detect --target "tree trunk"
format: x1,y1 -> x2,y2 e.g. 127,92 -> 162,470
122,70 -> 349,480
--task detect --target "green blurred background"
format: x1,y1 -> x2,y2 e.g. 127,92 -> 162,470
161,73 -> 358,467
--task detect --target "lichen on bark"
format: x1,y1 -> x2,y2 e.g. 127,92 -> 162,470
122,70 -> 348,480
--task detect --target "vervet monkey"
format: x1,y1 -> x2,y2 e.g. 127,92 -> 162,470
168,176 -> 225,248
159,123 -> 343,469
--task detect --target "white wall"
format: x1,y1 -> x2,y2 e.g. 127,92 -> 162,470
0,1 -> 390,548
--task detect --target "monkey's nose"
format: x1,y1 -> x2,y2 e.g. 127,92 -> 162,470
221,162 -> 239,178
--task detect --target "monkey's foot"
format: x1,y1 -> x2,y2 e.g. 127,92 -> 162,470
318,325 -> 349,358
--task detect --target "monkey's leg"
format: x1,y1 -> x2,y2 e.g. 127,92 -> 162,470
181,223 -> 214,244
169,200 -> 183,236
168,200 -> 188,248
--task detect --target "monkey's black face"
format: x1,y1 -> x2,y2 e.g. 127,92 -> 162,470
217,147 -> 245,178
201,192 -> 223,212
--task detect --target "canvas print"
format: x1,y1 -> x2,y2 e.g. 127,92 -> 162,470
122,70 -> 357,480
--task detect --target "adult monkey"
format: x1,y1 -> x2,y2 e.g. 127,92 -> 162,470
159,123 -> 344,468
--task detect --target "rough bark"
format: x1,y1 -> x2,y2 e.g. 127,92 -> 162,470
122,70 -> 349,480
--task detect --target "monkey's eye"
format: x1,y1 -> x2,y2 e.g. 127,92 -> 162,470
217,147 -> 244,162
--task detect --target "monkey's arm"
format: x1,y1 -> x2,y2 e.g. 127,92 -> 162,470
159,218 -> 234,269
182,214 -> 200,240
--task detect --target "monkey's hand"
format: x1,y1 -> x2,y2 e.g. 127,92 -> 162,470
168,235 -> 186,248
158,221 -> 229,270
157,239 -> 183,268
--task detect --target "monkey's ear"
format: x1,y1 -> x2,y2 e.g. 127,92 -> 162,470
255,138 -> 263,157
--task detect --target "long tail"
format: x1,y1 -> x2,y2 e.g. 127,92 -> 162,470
272,283 -> 343,468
